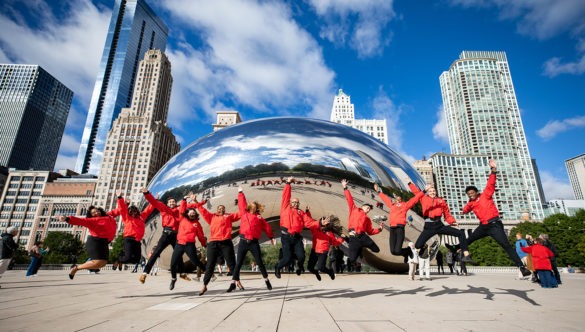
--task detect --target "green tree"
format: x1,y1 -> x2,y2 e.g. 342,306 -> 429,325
109,234 -> 125,262
468,237 -> 514,266
42,232 -> 84,264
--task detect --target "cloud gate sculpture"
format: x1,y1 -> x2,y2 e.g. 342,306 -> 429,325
142,117 -> 430,273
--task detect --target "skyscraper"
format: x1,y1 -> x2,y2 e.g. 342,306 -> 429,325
93,50 -> 180,212
330,89 -> 388,144
76,0 -> 168,175
0,64 -> 73,171
565,153 -> 585,200
439,51 -> 544,221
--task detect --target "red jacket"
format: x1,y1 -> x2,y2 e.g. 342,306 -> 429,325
144,192 -> 181,230
345,189 -> 381,235
238,192 -> 274,240
409,183 -> 456,225
309,226 -> 344,254
198,204 -> 240,242
462,173 -> 500,224
118,197 -> 154,241
67,215 -> 117,242
280,183 -> 320,234
379,191 -> 424,226
176,200 -> 207,246
521,244 -> 554,270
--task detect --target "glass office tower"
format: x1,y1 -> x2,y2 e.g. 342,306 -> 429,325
76,0 -> 168,174
0,64 -> 73,170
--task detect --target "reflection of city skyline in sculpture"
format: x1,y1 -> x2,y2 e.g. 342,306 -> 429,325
142,117 -> 428,273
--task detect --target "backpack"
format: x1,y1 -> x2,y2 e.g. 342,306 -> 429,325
446,251 -> 453,264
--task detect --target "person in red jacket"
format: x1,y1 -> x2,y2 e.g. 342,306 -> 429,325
139,188 -> 188,284
226,187 -> 276,293
307,215 -> 345,281
195,195 -> 240,296
463,159 -> 531,277
342,179 -> 383,270
113,192 -> 155,271
275,176 -> 322,278
169,196 -> 208,291
408,182 -> 473,263
59,207 -> 117,279
375,183 -> 427,261
521,238 -> 558,288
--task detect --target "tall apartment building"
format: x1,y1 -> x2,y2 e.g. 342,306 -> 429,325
565,153 -> 585,200
76,0 -> 168,175
439,51 -> 544,221
34,174 -> 98,246
412,157 -> 434,187
0,64 -> 73,170
330,89 -> 388,144
93,50 -> 180,212
213,111 -> 242,131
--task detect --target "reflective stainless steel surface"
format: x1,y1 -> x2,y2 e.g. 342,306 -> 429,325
142,117 -> 430,273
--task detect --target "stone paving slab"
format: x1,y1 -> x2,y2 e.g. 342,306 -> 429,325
0,269 -> 583,331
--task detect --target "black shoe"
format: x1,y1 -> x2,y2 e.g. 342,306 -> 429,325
199,286 -> 207,296
226,283 -> 236,293
274,264 -> 281,279
328,270 -> 335,280
520,266 -> 531,277
315,272 -> 321,281
112,262 -> 118,271
265,279 -> 272,290
295,269 -> 302,276
461,255 -> 475,264
169,278 -> 177,290
226,272 -> 233,276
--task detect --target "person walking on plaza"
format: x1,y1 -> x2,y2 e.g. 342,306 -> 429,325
113,193 -> 154,272
409,182 -> 473,263
307,215 -> 345,281
435,249 -> 444,275
169,195 -> 208,291
227,188 -> 275,293
139,188 -> 189,284
515,232 -> 530,279
520,238 -> 558,288
539,234 -> 561,285
463,159 -> 531,278
195,194 -> 240,295
275,177 -> 322,279
60,206 -> 117,279
342,179 -> 383,270
407,242 -> 419,281
26,241 -> 48,276
374,183 -> 426,261
0,227 -> 18,287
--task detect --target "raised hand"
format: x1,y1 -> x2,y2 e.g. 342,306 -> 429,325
58,215 -> 67,222
287,176 -> 294,183
341,179 -> 348,188
424,184 -> 433,192
141,187 -> 149,193
489,159 -> 496,168
374,183 -> 380,193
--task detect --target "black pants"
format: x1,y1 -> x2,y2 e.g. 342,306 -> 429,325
348,233 -> 380,265
448,263 -> 454,273
119,237 -> 141,264
551,258 -> 561,284
170,243 -> 206,279
467,219 -> 523,267
415,221 -> 468,251
232,238 -> 267,281
307,249 -> 334,277
143,230 -> 183,274
437,263 -> 444,274
389,225 -> 410,256
276,233 -> 305,271
204,240 -> 236,285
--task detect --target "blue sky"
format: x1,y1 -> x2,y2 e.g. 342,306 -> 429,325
0,0 -> 584,201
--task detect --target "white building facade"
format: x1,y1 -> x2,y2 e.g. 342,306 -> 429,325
565,153 -> 585,200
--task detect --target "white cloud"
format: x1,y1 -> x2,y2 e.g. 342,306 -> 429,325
540,170 -> 574,201
432,106 -> 450,145
58,133 -> 81,154
162,0 -> 336,129
54,154 -> 78,172
536,115 -> 585,140
449,0 -> 585,76
307,0 -> 396,58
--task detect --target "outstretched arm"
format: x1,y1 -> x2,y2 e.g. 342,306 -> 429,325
342,179 -> 355,210
483,159 -> 497,198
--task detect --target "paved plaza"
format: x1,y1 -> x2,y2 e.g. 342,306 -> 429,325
0,268 -> 583,331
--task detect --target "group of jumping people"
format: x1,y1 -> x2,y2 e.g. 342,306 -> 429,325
59,158 -> 532,294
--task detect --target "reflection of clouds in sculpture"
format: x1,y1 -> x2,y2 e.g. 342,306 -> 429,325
148,117 -> 424,194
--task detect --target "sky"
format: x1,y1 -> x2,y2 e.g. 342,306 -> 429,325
0,0 -> 584,201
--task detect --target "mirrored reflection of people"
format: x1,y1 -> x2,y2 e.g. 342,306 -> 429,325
169,195 -> 208,291
196,193 -> 240,296
408,183 -> 473,263
521,238 -> 558,288
113,192 -> 154,272
0,227 -> 18,287
342,179 -> 383,270
227,188 -> 275,293
463,159 -> 531,278
139,188 -> 188,284
374,183 -> 425,262
275,177 -> 322,278
307,215 -> 345,281
26,241 -> 48,276
60,206 -> 117,279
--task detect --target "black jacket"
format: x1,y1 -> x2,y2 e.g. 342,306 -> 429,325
1,233 -> 18,259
